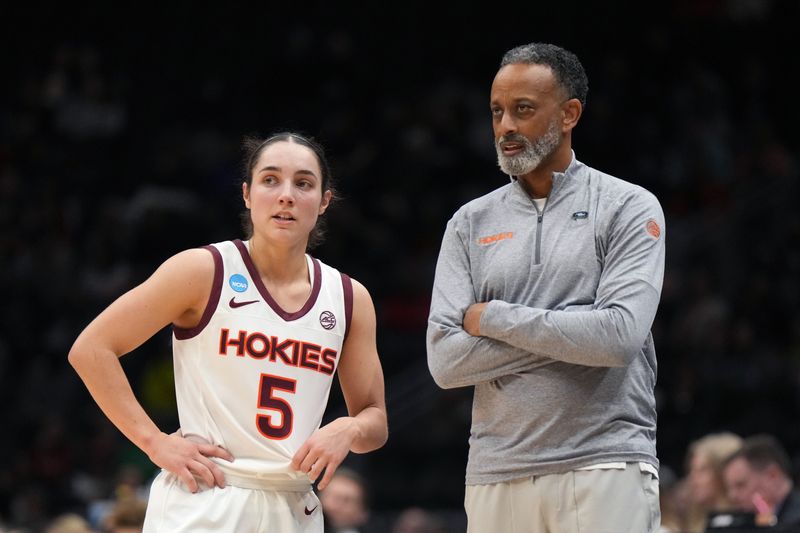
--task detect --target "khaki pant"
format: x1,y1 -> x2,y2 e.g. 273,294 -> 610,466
465,463 -> 660,533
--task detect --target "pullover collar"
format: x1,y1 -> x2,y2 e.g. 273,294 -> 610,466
507,151 -> 581,209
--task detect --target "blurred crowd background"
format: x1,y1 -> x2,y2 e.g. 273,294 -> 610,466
2,1 -> 799,532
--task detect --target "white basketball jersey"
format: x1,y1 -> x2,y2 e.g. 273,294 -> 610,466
172,239 -> 352,483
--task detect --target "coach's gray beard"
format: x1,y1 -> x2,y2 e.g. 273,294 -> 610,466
496,121 -> 561,176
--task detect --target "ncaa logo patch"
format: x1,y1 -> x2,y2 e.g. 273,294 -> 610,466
229,274 -> 249,293
319,311 -> 336,330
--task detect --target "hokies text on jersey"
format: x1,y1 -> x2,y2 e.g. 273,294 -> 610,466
218,328 -> 338,375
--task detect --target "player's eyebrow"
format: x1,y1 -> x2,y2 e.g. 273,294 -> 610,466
258,165 -> 318,178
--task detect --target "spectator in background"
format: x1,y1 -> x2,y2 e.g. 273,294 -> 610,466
658,465 -> 690,533
684,432 -> 743,532
723,434 -> 800,527
102,496 -> 146,533
44,513 -> 96,533
319,467 -> 369,533
390,507 -> 446,533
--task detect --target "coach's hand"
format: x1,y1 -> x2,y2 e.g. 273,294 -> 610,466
463,303 -> 487,336
146,431 -> 234,493
292,417 -> 357,490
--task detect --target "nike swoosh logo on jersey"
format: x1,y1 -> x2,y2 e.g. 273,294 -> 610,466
304,505 -> 317,515
229,297 -> 259,308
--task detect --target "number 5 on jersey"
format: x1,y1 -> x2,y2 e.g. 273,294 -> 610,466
257,373 -> 296,440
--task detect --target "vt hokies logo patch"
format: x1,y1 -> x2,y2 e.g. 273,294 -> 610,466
645,219 -> 661,239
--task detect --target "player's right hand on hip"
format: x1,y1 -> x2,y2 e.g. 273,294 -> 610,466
147,431 -> 234,493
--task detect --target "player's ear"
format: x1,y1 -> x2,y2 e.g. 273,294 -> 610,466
319,189 -> 332,215
243,182 -> 251,209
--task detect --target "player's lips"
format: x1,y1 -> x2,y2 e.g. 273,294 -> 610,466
272,212 -> 296,224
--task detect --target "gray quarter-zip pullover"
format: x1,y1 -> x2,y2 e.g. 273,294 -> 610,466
427,154 -> 665,485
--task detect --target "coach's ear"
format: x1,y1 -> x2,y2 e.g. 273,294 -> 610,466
561,98 -> 582,133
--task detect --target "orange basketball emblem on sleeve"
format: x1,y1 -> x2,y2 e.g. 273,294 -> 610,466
646,219 -> 661,239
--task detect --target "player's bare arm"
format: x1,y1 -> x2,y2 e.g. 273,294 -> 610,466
291,278 -> 388,490
68,248 -> 233,493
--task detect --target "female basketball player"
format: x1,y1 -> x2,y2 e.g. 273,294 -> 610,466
69,132 -> 388,532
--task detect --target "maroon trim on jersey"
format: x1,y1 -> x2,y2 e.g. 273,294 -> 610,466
173,245 -> 223,340
233,239 -> 322,321
341,273 -> 353,342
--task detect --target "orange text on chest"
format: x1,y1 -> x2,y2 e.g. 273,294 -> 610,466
478,232 -> 514,245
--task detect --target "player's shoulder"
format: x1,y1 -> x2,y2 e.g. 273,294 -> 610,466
135,246 -> 219,310
334,271 -> 372,307
348,276 -> 370,298
310,255 -> 349,289
157,245 -> 218,281
309,256 -> 369,298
